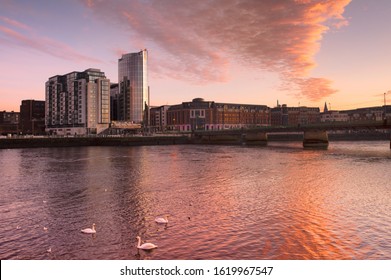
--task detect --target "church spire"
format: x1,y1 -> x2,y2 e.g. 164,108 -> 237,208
324,102 -> 329,112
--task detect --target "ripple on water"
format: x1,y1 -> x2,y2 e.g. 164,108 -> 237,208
0,144 -> 391,259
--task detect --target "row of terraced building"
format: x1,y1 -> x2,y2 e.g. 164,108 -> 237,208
150,98 -> 321,132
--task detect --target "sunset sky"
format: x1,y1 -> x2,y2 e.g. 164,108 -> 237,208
1,0 -> 391,112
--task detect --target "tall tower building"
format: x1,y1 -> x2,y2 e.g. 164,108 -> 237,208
45,68 -> 110,135
118,49 -> 149,124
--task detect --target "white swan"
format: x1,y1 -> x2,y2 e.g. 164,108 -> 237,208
81,223 -> 96,234
155,215 -> 169,224
136,236 -> 158,250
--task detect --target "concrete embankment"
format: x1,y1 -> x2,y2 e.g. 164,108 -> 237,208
328,132 -> 390,141
191,134 -> 242,145
0,136 -> 190,149
268,132 -> 390,141
189,132 -> 268,146
1,131 -> 389,149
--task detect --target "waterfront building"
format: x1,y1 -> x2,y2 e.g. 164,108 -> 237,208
118,49 -> 149,124
110,83 -> 119,121
320,105 -> 391,123
166,98 -> 270,131
19,100 -> 45,135
45,68 -> 110,135
0,111 -> 19,124
342,106 -> 391,122
271,104 -> 320,126
320,110 -> 349,123
150,105 -> 171,132
0,111 -> 19,135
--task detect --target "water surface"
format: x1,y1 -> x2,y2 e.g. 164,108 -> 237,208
0,142 -> 390,259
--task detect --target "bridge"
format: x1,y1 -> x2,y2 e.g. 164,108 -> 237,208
191,120 -> 391,148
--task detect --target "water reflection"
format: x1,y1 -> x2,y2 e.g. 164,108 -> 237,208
0,142 -> 390,259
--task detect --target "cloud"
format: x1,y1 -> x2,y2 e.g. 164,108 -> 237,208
0,16 -> 32,31
297,77 -> 338,101
0,18 -> 102,64
82,0 -> 351,101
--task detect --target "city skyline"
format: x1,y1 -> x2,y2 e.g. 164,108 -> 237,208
1,0 -> 391,112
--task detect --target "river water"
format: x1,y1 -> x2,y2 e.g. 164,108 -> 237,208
0,141 -> 390,260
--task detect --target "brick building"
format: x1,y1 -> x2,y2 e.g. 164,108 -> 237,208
166,98 -> 270,131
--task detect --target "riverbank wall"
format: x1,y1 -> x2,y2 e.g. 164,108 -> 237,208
0,131 -> 389,149
267,131 -> 390,141
0,136 -> 190,149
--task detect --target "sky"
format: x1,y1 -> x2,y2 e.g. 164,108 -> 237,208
1,0 -> 391,112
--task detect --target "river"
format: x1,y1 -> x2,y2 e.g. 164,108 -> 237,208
0,141 -> 390,260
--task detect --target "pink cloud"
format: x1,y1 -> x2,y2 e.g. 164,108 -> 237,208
297,77 -> 338,101
0,16 -> 32,31
82,0 -> 351,101
86,0 -> 94,8
0,19 -> 102,64
112,47 -> 127,59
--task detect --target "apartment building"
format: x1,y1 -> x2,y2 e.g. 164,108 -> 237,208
45,68 -> 110,135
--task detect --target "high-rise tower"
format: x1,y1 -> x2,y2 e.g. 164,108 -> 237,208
118,49 -> 149,124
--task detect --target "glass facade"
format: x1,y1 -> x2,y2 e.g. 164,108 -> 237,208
118,49 -> 149,123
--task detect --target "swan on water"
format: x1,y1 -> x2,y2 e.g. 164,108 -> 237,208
155,215 -> 169,224
136,236 -> 158,250
81,223 -> 96,234
43,227 -> 48,231
47,247 -> 52,253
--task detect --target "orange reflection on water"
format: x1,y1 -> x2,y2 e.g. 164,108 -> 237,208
273,149 -> 372,259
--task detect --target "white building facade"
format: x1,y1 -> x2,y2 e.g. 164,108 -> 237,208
45,68 -> 110,135
150,105 -> 170,131
320,111 -> 349,122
